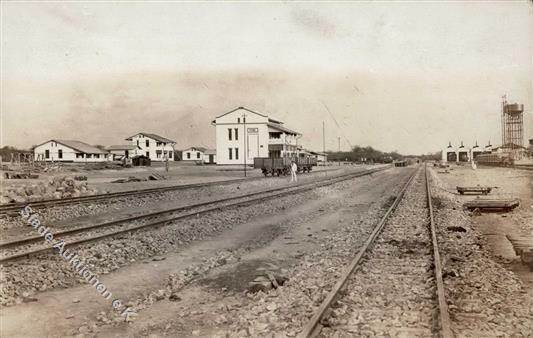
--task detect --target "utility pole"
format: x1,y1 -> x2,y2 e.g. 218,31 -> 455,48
338,137 -> 341,166
243,113 -> 247,177
322,121 -> 325,154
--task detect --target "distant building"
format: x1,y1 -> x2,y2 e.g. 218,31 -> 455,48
125,132 -> 175,162
182,147 -> 217,164
211,107 -> 300,165
107,145 -> 143,161
204,149 -> 216,164
34,140 -> 109,162
308,151 -> 328,164
182,147 -> 206,161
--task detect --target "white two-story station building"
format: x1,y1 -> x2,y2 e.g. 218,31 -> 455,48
125,132 -> 176,162
212,107 -> 300,165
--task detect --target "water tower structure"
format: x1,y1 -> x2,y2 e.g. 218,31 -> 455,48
501,95 -> 524,159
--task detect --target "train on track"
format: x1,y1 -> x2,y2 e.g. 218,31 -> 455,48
253,156 -> 317,176
475,153 -> 514,167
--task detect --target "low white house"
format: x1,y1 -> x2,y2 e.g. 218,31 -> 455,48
211,107 -> 300,165
34,140 -> 109,162
182,147 -> 217,164
182,147 -> 206,162
125,132 -> 176,162
107,145 -> 143,161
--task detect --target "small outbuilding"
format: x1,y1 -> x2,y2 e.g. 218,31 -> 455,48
182,147 -> 206,162
204,149 -> 217,164
182,147 -> 216,164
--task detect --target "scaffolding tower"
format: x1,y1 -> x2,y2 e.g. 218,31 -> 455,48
501,95 -> 524,159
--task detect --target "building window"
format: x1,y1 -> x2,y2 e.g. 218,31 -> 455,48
146,151 -> 149,157
169,152 -> 173,158
45,150 -> 50,159
228,148 -> 233,160
235,147 -> 239,160
58,149 -> 62,159
197,152 -> 200,159
95,154 -> 100,159
228,128 -> 232,141
187,152 -> 191,159
235,128 -> 238,141
137,140 -> 139,146
269,132 -> 281,139
156,150 -> 162,158
237,118 -> 240,123
146,140 -> 149,147
87,154 -> 92,159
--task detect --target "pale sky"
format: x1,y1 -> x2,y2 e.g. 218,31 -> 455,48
2,1 -> 532,154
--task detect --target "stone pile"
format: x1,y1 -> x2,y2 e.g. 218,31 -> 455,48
1,176 -> 98,204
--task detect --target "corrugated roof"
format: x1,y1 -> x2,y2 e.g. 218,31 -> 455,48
107,145 -> 140,151
125,132 -> 175,143
267,122 -> 300,135
35,139 -> 109,154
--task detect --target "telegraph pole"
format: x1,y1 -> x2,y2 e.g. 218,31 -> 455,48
338,137 -> 341,166
322,121 -> 325,154
243,113 -> 247,177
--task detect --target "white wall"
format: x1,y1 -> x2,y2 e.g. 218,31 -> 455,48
34,141 -> 108,162
215,108 -> 270,165
183,149 -> 204,161
128,134 -> 175,161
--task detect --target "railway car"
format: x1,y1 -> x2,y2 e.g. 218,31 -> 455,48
475,153 -> 514,167
254,156 -> 317,176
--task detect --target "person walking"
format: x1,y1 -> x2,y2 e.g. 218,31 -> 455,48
290,160 -> 298,183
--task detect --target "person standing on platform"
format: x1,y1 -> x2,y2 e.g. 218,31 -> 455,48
290,160 -> 298,183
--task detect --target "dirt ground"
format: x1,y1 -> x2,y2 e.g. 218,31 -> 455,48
434,164 -> 533,296
1,162 -> 345,194
0,167 -> 411,337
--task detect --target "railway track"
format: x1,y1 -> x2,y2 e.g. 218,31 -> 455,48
299,165 -> 452,338
0,166 -> 390,264
0,176 -> 255,215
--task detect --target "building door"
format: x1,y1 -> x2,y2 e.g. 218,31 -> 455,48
125,150 -> 129,158
209,154 -> 214,163
146,151 -> 150,158
247,133 -> 259,161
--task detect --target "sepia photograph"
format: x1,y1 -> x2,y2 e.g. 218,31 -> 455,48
1,1 -> 532,337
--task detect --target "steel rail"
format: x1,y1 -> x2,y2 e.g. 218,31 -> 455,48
0,177 -> 254,214
0,168 -> 348,214
298,165 -> 453,338
425,164 -> 453,338
298,166 -> 419,338
1,166 -> 390,264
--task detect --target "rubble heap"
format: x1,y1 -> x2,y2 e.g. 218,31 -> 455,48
1,176 -> 98,204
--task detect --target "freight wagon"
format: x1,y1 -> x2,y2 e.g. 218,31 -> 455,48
253,157 -> 317,176
475,153 -> 514,167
